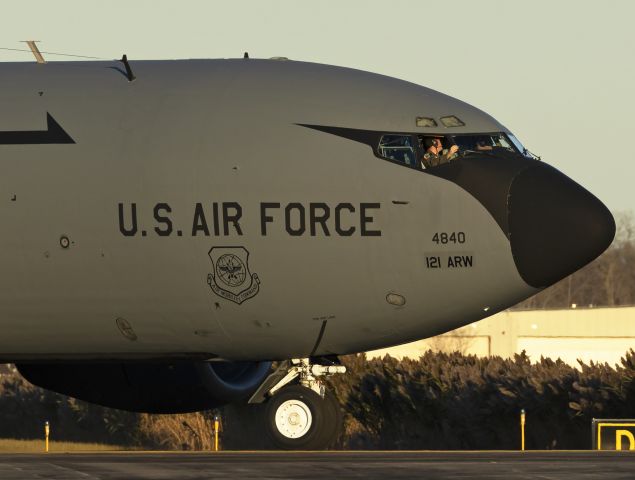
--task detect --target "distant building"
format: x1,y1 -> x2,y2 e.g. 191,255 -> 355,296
367,306 -> 635,367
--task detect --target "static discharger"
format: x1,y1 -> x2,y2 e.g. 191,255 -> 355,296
23,41 -> 46,64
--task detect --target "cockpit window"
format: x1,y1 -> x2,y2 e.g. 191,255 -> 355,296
378,134 -> 417,167
439,115 -> 465,127
506,133 -> 538,159
507,134 -> 525,153
373,131 -> 538,172
416,117 -> 437,127
451,133 -> 518,154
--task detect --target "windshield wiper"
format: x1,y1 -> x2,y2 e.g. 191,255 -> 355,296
523,148 -> 541,160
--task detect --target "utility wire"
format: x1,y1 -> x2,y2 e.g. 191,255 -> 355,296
0,47 -> 107,60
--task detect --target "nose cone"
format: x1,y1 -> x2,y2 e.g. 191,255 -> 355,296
509,163 -> 615,288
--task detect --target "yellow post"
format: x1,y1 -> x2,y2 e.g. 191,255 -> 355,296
520,409 -> 526,451
213,416 -> 220,452
44,421 -> 50,453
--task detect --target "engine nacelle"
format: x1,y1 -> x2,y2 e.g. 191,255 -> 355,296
16,361 -> 272,413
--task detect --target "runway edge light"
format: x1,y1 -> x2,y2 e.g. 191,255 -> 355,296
44,421 -> 50,453
213,415 -> 220,452
520,409 -> 526,451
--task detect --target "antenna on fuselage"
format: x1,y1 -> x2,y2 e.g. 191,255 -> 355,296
244,52 -> 249,59
120,54 -> 135,81
22,41 -> 46,64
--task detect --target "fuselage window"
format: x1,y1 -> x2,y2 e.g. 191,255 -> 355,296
377,134 -> 417,167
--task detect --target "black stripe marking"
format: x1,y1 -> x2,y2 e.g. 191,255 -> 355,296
0,113 -> 75,145
310,320 -> 328,357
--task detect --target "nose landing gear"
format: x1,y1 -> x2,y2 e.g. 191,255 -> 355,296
250,358 -> 345,450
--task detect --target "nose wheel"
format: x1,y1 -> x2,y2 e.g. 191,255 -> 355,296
265,384 -> 341,450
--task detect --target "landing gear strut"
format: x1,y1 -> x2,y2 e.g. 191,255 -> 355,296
250,358 -> 346,450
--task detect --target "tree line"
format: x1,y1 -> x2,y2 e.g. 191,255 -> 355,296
1,349 -> 634,450
327,350 -> 635,449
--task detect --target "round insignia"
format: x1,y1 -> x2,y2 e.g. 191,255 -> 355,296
215,254 -> 247,287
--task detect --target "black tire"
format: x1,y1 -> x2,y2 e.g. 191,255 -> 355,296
264,385 -> 325,450
318,390 -> 343,449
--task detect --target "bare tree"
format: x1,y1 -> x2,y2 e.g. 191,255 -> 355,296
139,411 -> 220,450
513,211 -> 635,310
426,327 -> 476,355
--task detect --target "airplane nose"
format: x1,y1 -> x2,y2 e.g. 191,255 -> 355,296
508,163 -> 615,288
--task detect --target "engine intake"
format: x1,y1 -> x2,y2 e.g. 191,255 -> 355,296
16,361 -> 272,413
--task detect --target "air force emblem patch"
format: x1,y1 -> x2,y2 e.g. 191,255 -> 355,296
207,246 -> 260,305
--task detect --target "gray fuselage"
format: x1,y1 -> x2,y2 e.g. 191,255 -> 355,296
0,58 -> 608,362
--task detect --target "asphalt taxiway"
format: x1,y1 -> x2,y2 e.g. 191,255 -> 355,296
0,451 -> 634,479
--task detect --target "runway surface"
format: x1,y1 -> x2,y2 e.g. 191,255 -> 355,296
1,451 -> 634,479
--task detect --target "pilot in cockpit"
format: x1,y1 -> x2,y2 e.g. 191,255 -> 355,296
421,137 -> 459,168
475,137 -> 493,151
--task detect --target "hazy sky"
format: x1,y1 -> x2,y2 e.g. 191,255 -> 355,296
3,0 -> 634,214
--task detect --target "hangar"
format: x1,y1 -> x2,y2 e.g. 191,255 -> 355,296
368,306 -> 635,367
